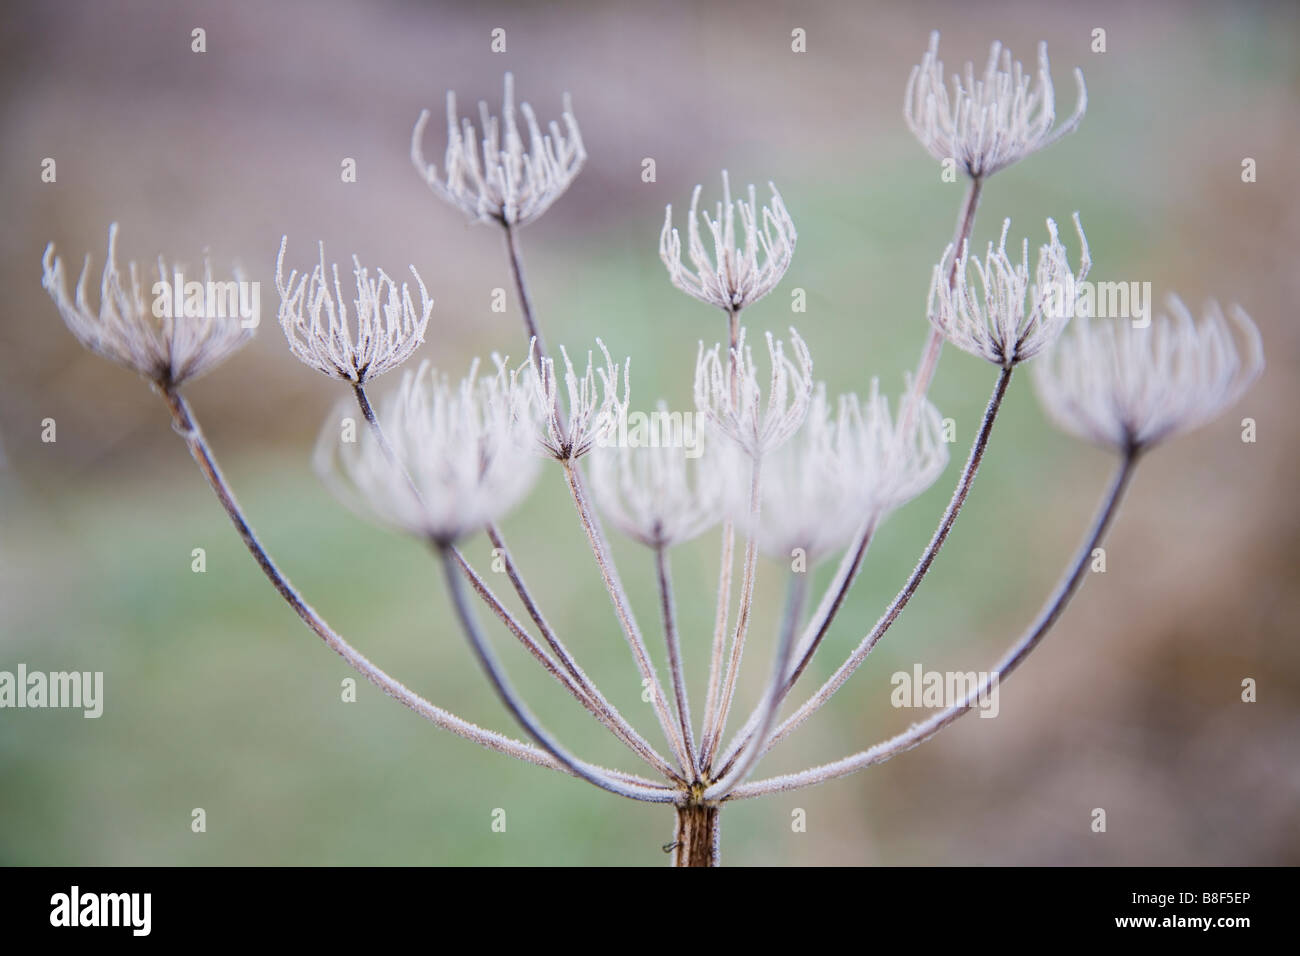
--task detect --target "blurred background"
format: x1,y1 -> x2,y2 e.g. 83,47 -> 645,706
1,0 -> 1297,866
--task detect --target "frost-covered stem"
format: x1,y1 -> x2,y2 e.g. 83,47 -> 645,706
947,175 -> 984,286
728,449 -> 1138,800
672,802 -> 721,868
504,223 -> 547,362
486,524 -> 681,781
355,383 -> 661,771
158,387 -> 568,773
713,512 -> 880,777
449,547 -> 677,780
351,382 -> 382,442
435,542 -> 678,803
655,544 -> 697,777
500,224 -> 571,450
700,520 -> 734,764
715,181 -> 987,777
901,174 -> 984,437
499,214 -> 686,779
707,569 -> 809,799
563,459 -> 692,774
701,454 -> 763,770
353,382 -> 425,511
699,308 -> 742,769
762,366 -> 1013,753
449,549 -> 589,700
784,512 -> 881,694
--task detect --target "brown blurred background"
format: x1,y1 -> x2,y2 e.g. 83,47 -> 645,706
0,0 -> 1297,865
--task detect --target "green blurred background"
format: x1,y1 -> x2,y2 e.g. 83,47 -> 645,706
1,0 -> 1297,865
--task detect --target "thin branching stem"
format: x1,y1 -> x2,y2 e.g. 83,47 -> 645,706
706,569 -> 809,799
784,175 -> 985,675
563,459 -> 693,774
158,387 -> 570,774
434,542 -> 679,803
351,381 -> 382,441
784,512 -> 881,692
353,381 -> 426,514
717,176 -> 990,781
760,365 -> 1013,755
947,176 -> 985,285
700,307 -> 742,768
353,381 -> 672,776
487,523 -> 682,781
500,221 -> 691,776
701,454 -> 762,770
449,548 -> 679,783
713,511 -> 881,777
428,228 -> 666,768
700,520 -> 734,761
449,549 -> 586,697
504,223 -> 547,362
901,174 -> 984,436
728,449 -> 1138,800
655,544 -> 697,777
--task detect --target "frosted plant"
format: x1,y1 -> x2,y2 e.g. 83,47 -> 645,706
275,238 -> 433,387
44,40 -> 1264,867
694,327 -> 814,458
1033,297 -> 1264,452
928,214 -> 1091,367
660,170 -> 797,315
856,379 -> 952,513
903,32 -> 1086,403
411,73 -> 583,356
905,31 -> 1086,180
738,386 -> 847,561
588,415 -> 725,549
749,381 -> 949,564
530,339 -> 629,461
411,72 -> 585,229
315,358 -> 540,544
42,223 -> 252,388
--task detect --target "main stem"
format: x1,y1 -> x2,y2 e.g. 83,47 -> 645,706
672,802 -> 721,868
